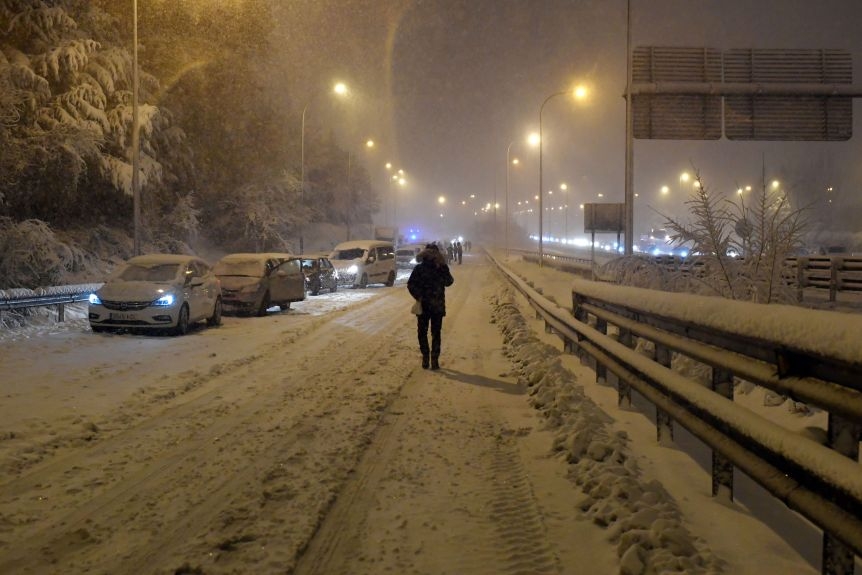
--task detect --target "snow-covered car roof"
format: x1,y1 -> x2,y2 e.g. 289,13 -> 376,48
125,254 -> 204,266
299,252 -> 331,260
331,240 -> 392,251
216,252 -> 295,262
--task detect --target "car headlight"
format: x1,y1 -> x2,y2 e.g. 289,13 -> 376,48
153,293 -> 175,306
88,293 -> 102,305
347,264 -> 358,274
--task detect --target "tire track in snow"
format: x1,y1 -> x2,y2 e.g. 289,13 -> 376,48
293,256 -> 562,575
0,287 -> 421,574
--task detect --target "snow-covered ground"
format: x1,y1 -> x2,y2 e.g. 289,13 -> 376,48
0,252 -> 853,574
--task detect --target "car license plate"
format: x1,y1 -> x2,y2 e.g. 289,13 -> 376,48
110,312 -> 137,321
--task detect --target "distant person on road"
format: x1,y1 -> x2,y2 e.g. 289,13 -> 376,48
455,241 -> 463,264
407,243 -> 454,370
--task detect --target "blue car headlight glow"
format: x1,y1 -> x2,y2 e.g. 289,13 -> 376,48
88,293 -> 102,305
153,293 -> 175,306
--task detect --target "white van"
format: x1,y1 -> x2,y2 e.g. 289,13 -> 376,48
330,240 -> 396,288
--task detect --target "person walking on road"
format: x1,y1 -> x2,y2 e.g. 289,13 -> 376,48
407,243 -> 454,370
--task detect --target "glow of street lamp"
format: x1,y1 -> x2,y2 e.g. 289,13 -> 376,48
385,162 -> 392,170
512,158 -> 520,165
438,195 -> 446,204
527,132 -> 540,147
333,82 -> 348,95
366,139 -> 375,148
573,84 -> 588,100
398,177 -> 406,186
560,183 -> 567,190
661,185 -> 670,195
680,172 -> 690,183
771,179 -> 780,189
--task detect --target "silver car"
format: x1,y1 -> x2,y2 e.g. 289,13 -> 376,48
88,254 -> 223,335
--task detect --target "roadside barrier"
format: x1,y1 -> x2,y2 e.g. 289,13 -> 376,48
491,255 -> 862,575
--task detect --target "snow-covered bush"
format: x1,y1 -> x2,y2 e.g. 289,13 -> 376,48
0,217 -> 88,288
604,171 -> 807,304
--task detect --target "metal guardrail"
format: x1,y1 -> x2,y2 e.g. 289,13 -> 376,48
0,284 -> 102,322
515,248 -> 862,302
491,255 -> 862,575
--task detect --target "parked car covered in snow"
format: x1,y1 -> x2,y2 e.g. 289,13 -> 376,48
395,244 -> 423,268
88,254 -> 222,336
329,240 -> 396,288
214,253 -> 305,316
300,253 -> 338,295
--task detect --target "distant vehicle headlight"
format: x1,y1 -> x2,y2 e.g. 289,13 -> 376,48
88,293 -> 102,305
347,264 -> 358,274
153,293 -> 175,306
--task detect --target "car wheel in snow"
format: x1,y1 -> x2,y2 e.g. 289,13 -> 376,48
173,304 -> 190,336
257,291 -> 271,317
207,297 -> 222,327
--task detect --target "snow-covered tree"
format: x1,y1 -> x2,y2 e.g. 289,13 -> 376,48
0,0 -> 195,239
657,170 -> 807,303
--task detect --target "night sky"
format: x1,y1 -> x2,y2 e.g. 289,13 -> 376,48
271,0 -> 862,241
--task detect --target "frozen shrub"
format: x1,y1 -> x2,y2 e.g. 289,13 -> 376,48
0,218 -> 87,288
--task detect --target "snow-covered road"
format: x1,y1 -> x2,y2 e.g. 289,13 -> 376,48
0,252 -> 826,574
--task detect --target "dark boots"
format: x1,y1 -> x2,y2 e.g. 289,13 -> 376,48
421,354 -> 440,370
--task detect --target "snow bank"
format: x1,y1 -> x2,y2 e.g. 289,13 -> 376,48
489,286 -> 725,575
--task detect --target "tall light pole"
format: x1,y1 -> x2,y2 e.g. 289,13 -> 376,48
299,82 -> 348,254
505,141 -> 515,257
538,85 -> 586,266
132,0 -> 140,255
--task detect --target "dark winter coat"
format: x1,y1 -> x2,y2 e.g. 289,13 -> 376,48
407,247 -> 454,316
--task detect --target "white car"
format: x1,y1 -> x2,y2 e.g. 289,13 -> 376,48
88,254 -> 223,335
330,240 -> 396,288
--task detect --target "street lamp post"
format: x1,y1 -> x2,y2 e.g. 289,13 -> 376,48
538,90 -> 568,266
537,86 -> 586,266
505,142 -> 521,257
132,0 -> 140,255
299,103 -> 310,254
299,82 -> 348,254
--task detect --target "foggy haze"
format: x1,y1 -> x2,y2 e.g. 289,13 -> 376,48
270,0 -> 862,244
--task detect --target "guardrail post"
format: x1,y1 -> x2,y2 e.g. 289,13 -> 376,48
595,317 -> 608,383
617,328 -> 634,408
829,258 -> 841,303
57,303 -> 65,322
822,412 -> 860,575
711,367 -> 734,501
796,257 -> 807,303
654,344 -> 674,443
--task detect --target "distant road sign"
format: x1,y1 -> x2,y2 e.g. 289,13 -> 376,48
584,203 -> 624,234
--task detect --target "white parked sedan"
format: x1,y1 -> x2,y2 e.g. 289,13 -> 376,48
88,254 -> 223,335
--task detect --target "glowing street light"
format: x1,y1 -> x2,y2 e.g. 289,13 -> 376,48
661,185 -> 670,195
300,81 -> 349,253
537,84 -> 588,266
